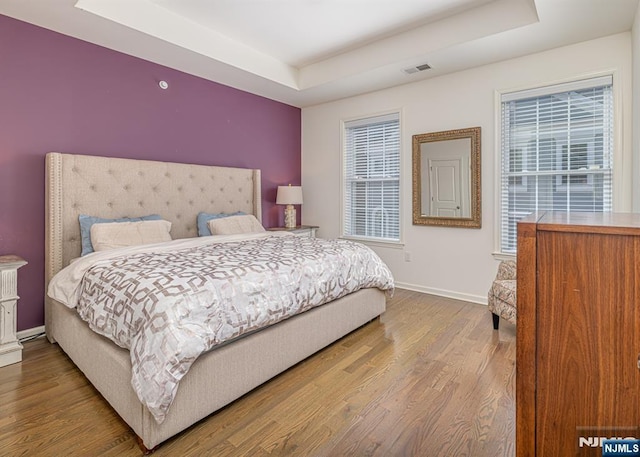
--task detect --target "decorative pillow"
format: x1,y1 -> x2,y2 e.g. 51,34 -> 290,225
79,214 -> 162,256
207,214 -> 265,235
90,220 -> 172,252
197,211 -> 246,237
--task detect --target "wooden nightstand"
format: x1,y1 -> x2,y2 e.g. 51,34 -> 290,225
267,225 -> 318,238
0,255 -> 27,367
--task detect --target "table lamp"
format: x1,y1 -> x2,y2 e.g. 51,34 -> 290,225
276,185 -> 303,229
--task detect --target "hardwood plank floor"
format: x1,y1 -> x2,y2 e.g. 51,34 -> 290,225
0,289 -> 515,456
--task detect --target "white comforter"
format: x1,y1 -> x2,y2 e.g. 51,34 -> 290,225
48,232 -> 394,423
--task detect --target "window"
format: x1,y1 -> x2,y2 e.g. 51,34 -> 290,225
499,76 -> 613,253
343,113 -> 400,242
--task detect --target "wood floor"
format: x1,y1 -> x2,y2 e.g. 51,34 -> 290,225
0,289 -> 515,456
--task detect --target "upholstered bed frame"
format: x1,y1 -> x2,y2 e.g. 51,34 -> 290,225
44,152 -> 386,450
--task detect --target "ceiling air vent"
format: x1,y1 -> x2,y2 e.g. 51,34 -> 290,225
403,63 -> 431,75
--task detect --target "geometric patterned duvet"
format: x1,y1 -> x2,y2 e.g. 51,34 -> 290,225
51,233 -> 394,423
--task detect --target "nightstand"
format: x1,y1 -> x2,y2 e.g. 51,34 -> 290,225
0,255 -> 27,367
268,225 -> 318,238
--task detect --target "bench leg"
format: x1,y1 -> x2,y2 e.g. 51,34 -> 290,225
491,313 -> 500,330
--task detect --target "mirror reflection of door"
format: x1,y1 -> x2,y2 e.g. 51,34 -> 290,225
420,138 -> 471,218
412,126 -> 481,228
429,158 -> 462,217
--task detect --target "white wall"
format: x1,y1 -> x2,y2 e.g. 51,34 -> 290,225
302,33 -> 632,304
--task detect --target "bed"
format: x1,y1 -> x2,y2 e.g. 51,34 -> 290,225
44,152 -> 390,451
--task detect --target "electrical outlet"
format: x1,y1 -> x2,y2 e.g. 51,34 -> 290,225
404,251 -> 411,262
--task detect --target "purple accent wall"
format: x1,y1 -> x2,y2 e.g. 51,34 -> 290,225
0,15 -> 301,332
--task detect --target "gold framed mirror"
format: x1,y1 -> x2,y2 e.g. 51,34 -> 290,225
412,126 -> 481,228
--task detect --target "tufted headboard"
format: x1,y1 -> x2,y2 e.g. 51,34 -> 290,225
45,152 -> 262,286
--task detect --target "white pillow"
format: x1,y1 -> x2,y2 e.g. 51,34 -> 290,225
207,214 -> 265,235
90,220 -> 172,252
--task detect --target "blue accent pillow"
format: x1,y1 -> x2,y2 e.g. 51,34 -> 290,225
79,214 -> 163,256
197,211 -> 245,237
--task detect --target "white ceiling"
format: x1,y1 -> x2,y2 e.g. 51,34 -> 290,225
151,0 -> 496,67
1,0 -> 638,107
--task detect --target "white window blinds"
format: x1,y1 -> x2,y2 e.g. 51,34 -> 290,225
500,76 -> 613,253
343,113 -> 400,241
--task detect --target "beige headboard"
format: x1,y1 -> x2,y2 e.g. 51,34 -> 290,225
45,152 -> 262,284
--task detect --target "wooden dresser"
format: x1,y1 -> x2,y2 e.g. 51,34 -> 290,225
517,211 -> 640,457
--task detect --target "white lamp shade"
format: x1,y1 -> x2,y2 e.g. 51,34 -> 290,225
276,185 -> 303,205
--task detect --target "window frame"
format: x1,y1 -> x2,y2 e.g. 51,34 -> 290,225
341,110 -> 403,246
494,74 -> 619,258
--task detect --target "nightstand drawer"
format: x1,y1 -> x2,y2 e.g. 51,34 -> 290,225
267,225 -> 318,238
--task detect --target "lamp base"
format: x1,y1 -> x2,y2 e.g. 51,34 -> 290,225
284,205 -> 296,229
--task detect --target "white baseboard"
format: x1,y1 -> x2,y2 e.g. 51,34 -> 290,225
17,325 -> 45,341
395,282 -> 487,305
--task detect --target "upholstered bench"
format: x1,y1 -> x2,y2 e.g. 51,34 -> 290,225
487,260 -> 516,329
